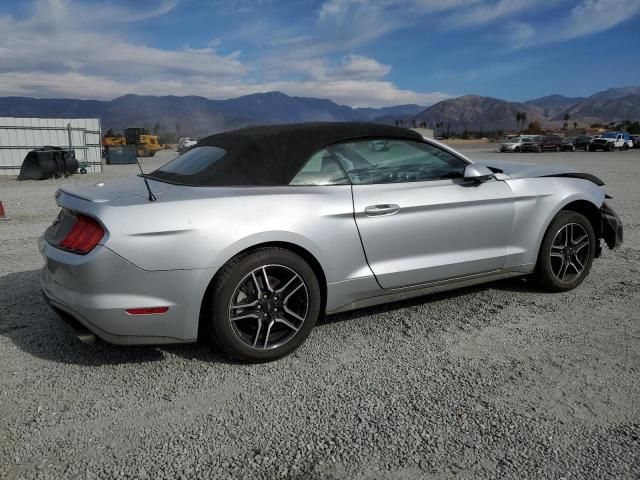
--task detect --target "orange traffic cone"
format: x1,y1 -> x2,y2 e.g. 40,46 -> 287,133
0,201 -> 8,221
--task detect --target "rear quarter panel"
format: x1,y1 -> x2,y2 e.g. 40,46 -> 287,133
59,186 -> 371,284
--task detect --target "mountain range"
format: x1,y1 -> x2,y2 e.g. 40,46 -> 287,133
0,85 -> 638,137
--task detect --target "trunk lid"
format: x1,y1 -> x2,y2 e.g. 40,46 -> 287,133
58,177 -> 174,203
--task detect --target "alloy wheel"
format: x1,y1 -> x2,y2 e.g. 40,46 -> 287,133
549,223 -> 591,283
228,264 -> 309,350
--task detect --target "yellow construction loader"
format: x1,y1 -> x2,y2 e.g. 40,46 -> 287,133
103,128 -> 161,157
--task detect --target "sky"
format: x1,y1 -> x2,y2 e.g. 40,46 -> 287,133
0,0 -> 639,107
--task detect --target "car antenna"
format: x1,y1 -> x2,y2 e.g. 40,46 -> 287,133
136,156 -> 156,202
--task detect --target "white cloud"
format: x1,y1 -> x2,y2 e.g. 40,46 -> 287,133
0,0 -> 444,108
340,54 -> 391,79
0,70 -> 449,108
505,0 -> 640,47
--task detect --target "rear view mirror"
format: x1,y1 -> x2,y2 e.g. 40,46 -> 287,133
463,164 -> 494,182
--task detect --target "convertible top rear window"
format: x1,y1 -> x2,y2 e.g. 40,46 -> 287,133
145,122 -> 425,187
156,146 -> 226,176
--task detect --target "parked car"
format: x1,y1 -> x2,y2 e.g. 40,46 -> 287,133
522,135 -> 562,152
573,135 -> 593,151
177,137 -> 198,154
40,123 -> 623,362
629,135 -> 640,149
590,132 -> 634,151
560,137 -> 576,152
499,136 -> 527,152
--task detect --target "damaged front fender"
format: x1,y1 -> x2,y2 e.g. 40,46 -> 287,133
601,202 -> 623,250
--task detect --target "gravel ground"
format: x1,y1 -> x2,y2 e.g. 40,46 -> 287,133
1,146 -> 639,479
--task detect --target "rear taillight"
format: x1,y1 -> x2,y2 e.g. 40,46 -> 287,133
58,215 -> 104,254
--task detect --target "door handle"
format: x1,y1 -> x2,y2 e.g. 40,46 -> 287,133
364,204 -> 400,216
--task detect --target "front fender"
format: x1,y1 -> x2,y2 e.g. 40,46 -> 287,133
505,177 -> 605,268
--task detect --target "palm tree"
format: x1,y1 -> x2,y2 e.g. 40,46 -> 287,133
563,113 -> 570,130
515,112 -> 522,132
573,121 -> 578,130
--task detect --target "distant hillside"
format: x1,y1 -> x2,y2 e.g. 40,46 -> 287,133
0,92 -> 425,138
589,85 -> 640,100
0,85 -> 638,137
412,95 -> 544,132
525,94 -> 586,118
553,94 -> 640,124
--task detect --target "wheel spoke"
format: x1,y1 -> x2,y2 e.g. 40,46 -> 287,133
572,255 -> 585,272
560,261 -> 570,281
274,316 -> 299,332
251,272 -> 262,297
550,251 -> 564,259
262,267 -> 274,292
575,238 -> 589,253
263,320 -> 275,348
283,282 -> 303,304
230,312 -> 259,322
552,257 -> 565,278
253,317 -> 263,347
230,299 -> 258,310
283,305 -> 305,323
276,273 -> 300,294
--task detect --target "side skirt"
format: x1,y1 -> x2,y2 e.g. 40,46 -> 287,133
327,269 -> 528,315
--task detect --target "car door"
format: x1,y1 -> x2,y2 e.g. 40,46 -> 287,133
331,138 -> 516,289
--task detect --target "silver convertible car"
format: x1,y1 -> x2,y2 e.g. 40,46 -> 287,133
40,123 -> 622,362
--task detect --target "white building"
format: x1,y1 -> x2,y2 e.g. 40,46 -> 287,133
0,117 -> 102,176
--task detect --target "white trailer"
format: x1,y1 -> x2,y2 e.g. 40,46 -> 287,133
0,117 -> 102,176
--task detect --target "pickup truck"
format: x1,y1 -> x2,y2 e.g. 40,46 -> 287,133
590,132 -> 634,151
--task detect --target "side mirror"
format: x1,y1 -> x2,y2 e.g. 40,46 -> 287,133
463,164 -> 495,182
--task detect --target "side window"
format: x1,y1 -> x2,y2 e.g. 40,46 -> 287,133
289,149 -> 350,186
331,138 -> 468,185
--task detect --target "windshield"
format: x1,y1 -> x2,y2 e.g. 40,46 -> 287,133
602,132 -> 618,138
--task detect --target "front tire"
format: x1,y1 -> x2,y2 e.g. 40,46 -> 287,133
533,211 -> 595,292
206,247 -> 321,362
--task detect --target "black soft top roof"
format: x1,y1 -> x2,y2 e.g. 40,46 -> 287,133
148,122 -> 424,186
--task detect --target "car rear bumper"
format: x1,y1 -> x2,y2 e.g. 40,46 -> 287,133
39,238 -> 212,345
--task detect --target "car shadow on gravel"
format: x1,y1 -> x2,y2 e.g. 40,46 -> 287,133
1,269 -> 536,365
0,269 -> 233,366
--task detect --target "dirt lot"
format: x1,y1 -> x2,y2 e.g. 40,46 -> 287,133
1,147 -> 639,479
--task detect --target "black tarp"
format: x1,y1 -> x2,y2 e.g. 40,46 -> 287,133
18,147 -> 78,181
146,122 -> 424,186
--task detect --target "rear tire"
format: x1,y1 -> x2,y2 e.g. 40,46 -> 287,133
206,247 -> 321,363
533,211 -> 595,292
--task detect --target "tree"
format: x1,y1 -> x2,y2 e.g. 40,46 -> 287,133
412,119 -> 417,128
526,121 -> 542,134
105,128 -> 115,137
521,112 -> 527,132
515,112 -> 522,132
563,113 -> 570,130
175,122 -> 182,137
153,122 -> 161,135
573,121 -> 578,130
